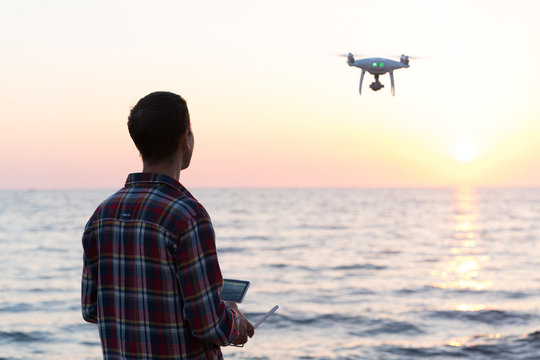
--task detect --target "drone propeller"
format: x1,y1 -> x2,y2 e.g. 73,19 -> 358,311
393,54 -> 423,60
337,53 -> 421,60
336,53 -> 365,58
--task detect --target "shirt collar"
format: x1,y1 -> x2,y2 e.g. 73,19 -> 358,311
125,173 -> 190,195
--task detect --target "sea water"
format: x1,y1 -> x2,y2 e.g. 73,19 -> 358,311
0,188 -> 539,359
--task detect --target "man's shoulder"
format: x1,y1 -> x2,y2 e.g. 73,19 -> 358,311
163,188 -> 210,222
83,188 -> 128,226
137,186 -> 213,236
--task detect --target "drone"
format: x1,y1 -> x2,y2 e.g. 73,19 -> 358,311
344,53 -> 413,95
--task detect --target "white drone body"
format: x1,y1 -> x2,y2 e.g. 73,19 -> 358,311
346,53 -> 410,96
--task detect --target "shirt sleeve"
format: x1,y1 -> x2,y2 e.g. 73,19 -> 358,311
174,213 -> 240,345
81,221 -> 98,324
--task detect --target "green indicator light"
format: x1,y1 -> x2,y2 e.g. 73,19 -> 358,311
372,62 -> 378,67
380,62 -> 384,67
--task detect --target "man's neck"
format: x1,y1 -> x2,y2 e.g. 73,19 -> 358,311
142,162 -> 181,181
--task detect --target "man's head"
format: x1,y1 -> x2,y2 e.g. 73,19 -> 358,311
128,91 -> 193,168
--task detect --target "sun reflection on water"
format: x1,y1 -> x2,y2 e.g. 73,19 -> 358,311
454,304 -> 486,311
447,333 -> 501,348
431,188 -> 493,291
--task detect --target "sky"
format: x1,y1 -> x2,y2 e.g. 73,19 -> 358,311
1,0 -> 539,189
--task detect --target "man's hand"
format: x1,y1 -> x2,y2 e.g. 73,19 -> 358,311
226,302 -> 255,346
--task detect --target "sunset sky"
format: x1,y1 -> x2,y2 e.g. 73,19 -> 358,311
1,0 -> 539,189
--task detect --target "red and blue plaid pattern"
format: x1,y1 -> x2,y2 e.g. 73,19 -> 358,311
82,173 -> 239,359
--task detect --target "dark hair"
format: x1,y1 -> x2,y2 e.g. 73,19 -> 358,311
127,91 -> 190,164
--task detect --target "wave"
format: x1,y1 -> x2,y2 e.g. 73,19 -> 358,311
296,224 -> 350,230
275,312 -> 425,337
333,264 -> 387,271
261,262 -> 388,274
351,319 -> 425,336
0,330 -> 49,343
0,299 -> 73,313
522,330 -> 540,342
326,329 -> 540,360
427,309 -> 534,324
0,303 -> 34,312
373,330 -> 540,360
217,246 -> 245,253
35,245 -> 69,253
276,313 -> 368,327
394,286 -> 535,300
239,235 -> 270,241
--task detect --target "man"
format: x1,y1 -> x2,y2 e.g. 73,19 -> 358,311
82,91 -> 254,359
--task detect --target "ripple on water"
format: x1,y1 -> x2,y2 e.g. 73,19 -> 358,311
351,319 -> 425,336
427,309 -> 534,325
0,330 -> 50,343
0,303 -> 34,312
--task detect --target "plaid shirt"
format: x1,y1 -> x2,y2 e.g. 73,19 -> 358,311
82,173 -> 240,359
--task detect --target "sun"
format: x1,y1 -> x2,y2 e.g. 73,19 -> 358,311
454,143 -> 477,162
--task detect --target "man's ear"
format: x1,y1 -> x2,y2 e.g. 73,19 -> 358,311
179,129 -> 191,151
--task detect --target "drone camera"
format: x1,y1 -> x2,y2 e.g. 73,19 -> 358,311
369,81 -> 384,91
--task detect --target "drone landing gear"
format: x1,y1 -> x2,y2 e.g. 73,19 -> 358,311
370,75 -> 384,91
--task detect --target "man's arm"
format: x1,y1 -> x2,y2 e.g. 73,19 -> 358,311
81,223 -> 98,323
174,213 -> 250,345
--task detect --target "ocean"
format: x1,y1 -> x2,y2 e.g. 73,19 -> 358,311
0,188 -> 539,359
